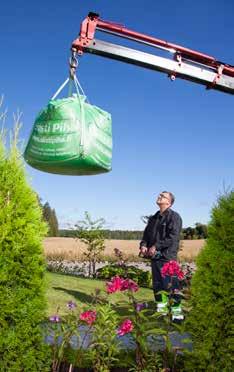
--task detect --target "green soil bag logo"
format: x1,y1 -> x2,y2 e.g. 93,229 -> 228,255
24,78 -> 112,176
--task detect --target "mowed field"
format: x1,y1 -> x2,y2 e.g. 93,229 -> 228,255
44,237 -> 205,262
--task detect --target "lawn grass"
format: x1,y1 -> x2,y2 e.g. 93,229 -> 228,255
46,271 -> 154,316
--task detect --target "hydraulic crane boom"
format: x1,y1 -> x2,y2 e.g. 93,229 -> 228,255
71,12 -> 234,95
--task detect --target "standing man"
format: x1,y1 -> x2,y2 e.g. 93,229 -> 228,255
139,191 -> 183,318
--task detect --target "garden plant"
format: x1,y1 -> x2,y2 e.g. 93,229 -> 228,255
74,212 -> 106,278
0,116 -> 51,371
184,190 -> 234,371
46,249 -> 189,371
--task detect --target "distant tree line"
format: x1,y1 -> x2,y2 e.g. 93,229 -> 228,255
39,202 -> 208,240
59,229 -> 143,240
59,223 -> 208,240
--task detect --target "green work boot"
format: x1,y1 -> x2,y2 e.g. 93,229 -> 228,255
156,293 -> 168,315
171,304 -> 184,321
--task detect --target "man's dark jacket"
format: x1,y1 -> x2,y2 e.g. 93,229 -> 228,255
140,208 -> 182,261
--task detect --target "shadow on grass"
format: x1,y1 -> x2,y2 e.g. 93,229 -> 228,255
53,287 -> 94,304
112,300 -> 156,317
52,287 -> 156,317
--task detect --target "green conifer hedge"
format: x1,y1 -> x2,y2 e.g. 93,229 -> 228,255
0,126 -> 50,371
185,190 -> 234,371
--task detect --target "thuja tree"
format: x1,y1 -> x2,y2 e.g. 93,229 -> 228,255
0,122 -> 50,371
185,190 -> 234,371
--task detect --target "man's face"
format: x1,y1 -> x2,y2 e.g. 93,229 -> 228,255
156,192 -> 172,208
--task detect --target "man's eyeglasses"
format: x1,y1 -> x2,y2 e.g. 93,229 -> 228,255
158,193 -> 170,201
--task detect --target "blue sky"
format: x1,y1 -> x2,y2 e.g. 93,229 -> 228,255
1,0 -> 233,230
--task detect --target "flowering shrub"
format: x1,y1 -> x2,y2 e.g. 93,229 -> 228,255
160,260 -> 186,309
105,275 -> 166,371
88,304 -> 120,371
121,278 -> 139,292
161,260 -> 184,279
106,276 -> 139,293
80,310 -> 97,325
46,254 -> 192,371
97,263 -> 152,288
106,275 -> 124,293
117,319 -> 133,336
47,301 -> 97,372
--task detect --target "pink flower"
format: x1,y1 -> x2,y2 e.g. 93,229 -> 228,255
177,271 -> 185,280
117,319 -> 133,336
161,260 -> 184,279
121,279 -> 139,292
106,276 -> 139,293
106,276 -> 125,293
80,310 -> 97,325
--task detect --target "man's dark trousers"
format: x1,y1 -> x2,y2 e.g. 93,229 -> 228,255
151,259 -> 167,301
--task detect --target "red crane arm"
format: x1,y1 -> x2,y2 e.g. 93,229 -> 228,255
72,12 -> 234,78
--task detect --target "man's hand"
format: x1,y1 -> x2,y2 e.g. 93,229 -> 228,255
140,246 -> 148,256
148,246 -> 156,257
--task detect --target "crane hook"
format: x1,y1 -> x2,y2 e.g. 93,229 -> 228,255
69,49 -> 78,80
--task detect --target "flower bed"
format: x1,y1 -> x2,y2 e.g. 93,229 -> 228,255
46,260 -> 194,371
47,259 -> 195,280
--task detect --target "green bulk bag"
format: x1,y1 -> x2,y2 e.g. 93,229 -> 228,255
24,77 -> 112,175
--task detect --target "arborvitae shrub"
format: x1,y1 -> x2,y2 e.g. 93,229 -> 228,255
185,190 -> 234,371
0,127 -> 51,371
